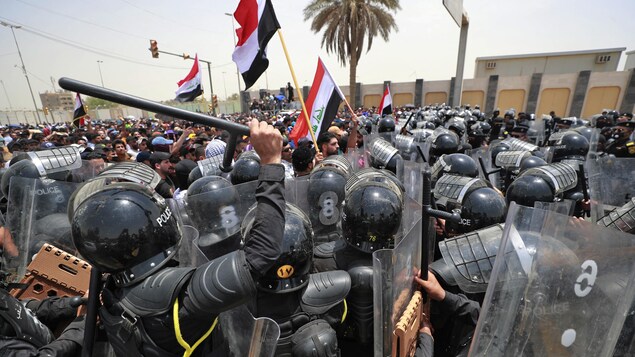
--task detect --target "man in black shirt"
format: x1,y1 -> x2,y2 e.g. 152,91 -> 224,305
150,151 -> 176,198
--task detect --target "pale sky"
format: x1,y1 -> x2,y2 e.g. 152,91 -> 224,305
0,0 -> 633,110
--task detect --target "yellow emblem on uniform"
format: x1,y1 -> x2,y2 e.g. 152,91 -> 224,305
629,146 -> 635,155
277,265 -> 295,278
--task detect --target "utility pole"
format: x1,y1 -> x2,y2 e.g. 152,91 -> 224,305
1,21 -> 41,124
97,60 -> 105,87
148,40 -> 216,115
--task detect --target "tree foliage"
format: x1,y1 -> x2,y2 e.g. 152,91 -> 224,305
304,0 -> 400,107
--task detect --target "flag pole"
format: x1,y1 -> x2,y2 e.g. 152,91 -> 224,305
276,29 -> 320,152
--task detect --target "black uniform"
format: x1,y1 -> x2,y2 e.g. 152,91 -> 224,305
313,240 -> 375,355
606,139 -> 635,157
0,290 -> 86,356
98,164 -> 286,357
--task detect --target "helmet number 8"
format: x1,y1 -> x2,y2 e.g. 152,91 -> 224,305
219,206 -> 239,229
318,191 -> 339,226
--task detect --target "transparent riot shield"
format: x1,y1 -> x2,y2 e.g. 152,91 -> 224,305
197,156 -> 224,176
527,119 -> 546,146
185,180 -> 258,261
344,147 -> 368,171
98,162 -> 161,188
218,304 -> 280,357
373,194 -> 423,357
438,224 -> 505,294
469,203 -> 635,357
2,176 -> 80,285
397,160 -> 424,205
587,155 -> 635,224
67,159 -> 108,182
26,146 -> 82,177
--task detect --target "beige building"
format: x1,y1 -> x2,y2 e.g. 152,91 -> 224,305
625,50 -> 635,71
39,91 -> 74,111
474,48 -> 625,78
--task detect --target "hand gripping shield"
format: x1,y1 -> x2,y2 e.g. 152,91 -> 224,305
469,204 -> 635,356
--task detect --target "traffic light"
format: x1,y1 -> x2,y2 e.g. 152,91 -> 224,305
208,104 -> 213,113
150,40 -> 159,58
43,107 -> 49,115
212,95 -> 218,108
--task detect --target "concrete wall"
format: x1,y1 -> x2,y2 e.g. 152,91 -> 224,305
475,50 -> 623,78
625,51 -> 635,71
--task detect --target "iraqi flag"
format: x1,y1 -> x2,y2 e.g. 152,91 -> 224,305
73,93 -> 87,127
289,58 -> 345,146
378,84 -> 393,116
175,54 -> 203,102
232,0 -> 280,90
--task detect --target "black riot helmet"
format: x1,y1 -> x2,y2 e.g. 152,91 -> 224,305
230,151 -> 261,185
550,132 -> 589,162
572,126 -> 594,143
490,141 -> 511,162
505,174 -> 554,207
242,203 -> 313,293
307,166 -> 348,231
187,166 -> 204,187
1,159 -> 40,198
368,138 -> 403,174
519,155 -> 547,174
446,118 -> 466,137
71,182 -> 182,287
342,177 -> 403,253
430,132 -> 460,158
377,116 -> 396,133
445,187 -> 507,235
431,153 -> 478,186
186,175 -> 239,232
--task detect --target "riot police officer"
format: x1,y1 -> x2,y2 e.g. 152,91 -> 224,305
605,121 -> 635,157
70,119 -> 286,357
313,170 -> 404,355
244,203 -> 349,356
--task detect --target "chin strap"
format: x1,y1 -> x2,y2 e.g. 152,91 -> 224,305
172,298 -> 218,357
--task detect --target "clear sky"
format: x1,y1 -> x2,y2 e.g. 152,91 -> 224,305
0,0 -> 633,110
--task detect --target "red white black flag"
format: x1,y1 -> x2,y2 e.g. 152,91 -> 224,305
289,58 -> 345,145
378,84 -> 393,116
232,0 -> 280,90
73,93 -> 87,127
175,54 -> 203,102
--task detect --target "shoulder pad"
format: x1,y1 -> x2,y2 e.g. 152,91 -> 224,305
120,267 -> 195,316
300,271 -> 351,315
626,141 -> 634,147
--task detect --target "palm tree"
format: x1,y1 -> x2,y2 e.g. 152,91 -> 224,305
304,0 -> 400,108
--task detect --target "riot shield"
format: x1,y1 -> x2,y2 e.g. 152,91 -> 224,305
344,147 -> 368,171
587,155 -> 635,224
67,159 -> 108,182
197,156 -> 224,176
218,304 -> 280,357
397,160 -> 424,205
26,146 -> 82,177
2,176 -> 80,285
185,180 -> 258,261
373,194 -> 423,357
438,224 -> 505,294
469,203 -> 635,356
501,137 -> 539,153
597,197 -> 635,234
98,162 -> 161,188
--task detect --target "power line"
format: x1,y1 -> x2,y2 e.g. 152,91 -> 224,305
0,16 -> 190,70
0,16 -> 236,71
15,0 -> 148,40
117,0 -> 214,34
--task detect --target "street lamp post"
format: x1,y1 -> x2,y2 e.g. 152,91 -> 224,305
224,13 -> 242,95
1,21 -> 42,125
0,80 -> 15,124
97,60 -> 105,87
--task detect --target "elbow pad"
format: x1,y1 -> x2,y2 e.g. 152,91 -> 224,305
186,250 -> 257,314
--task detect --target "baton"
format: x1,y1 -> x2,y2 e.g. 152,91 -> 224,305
81,267 -> 101,357
58,77 -> 249,172
578,163 -> 591,217
399,111 -> 417,135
